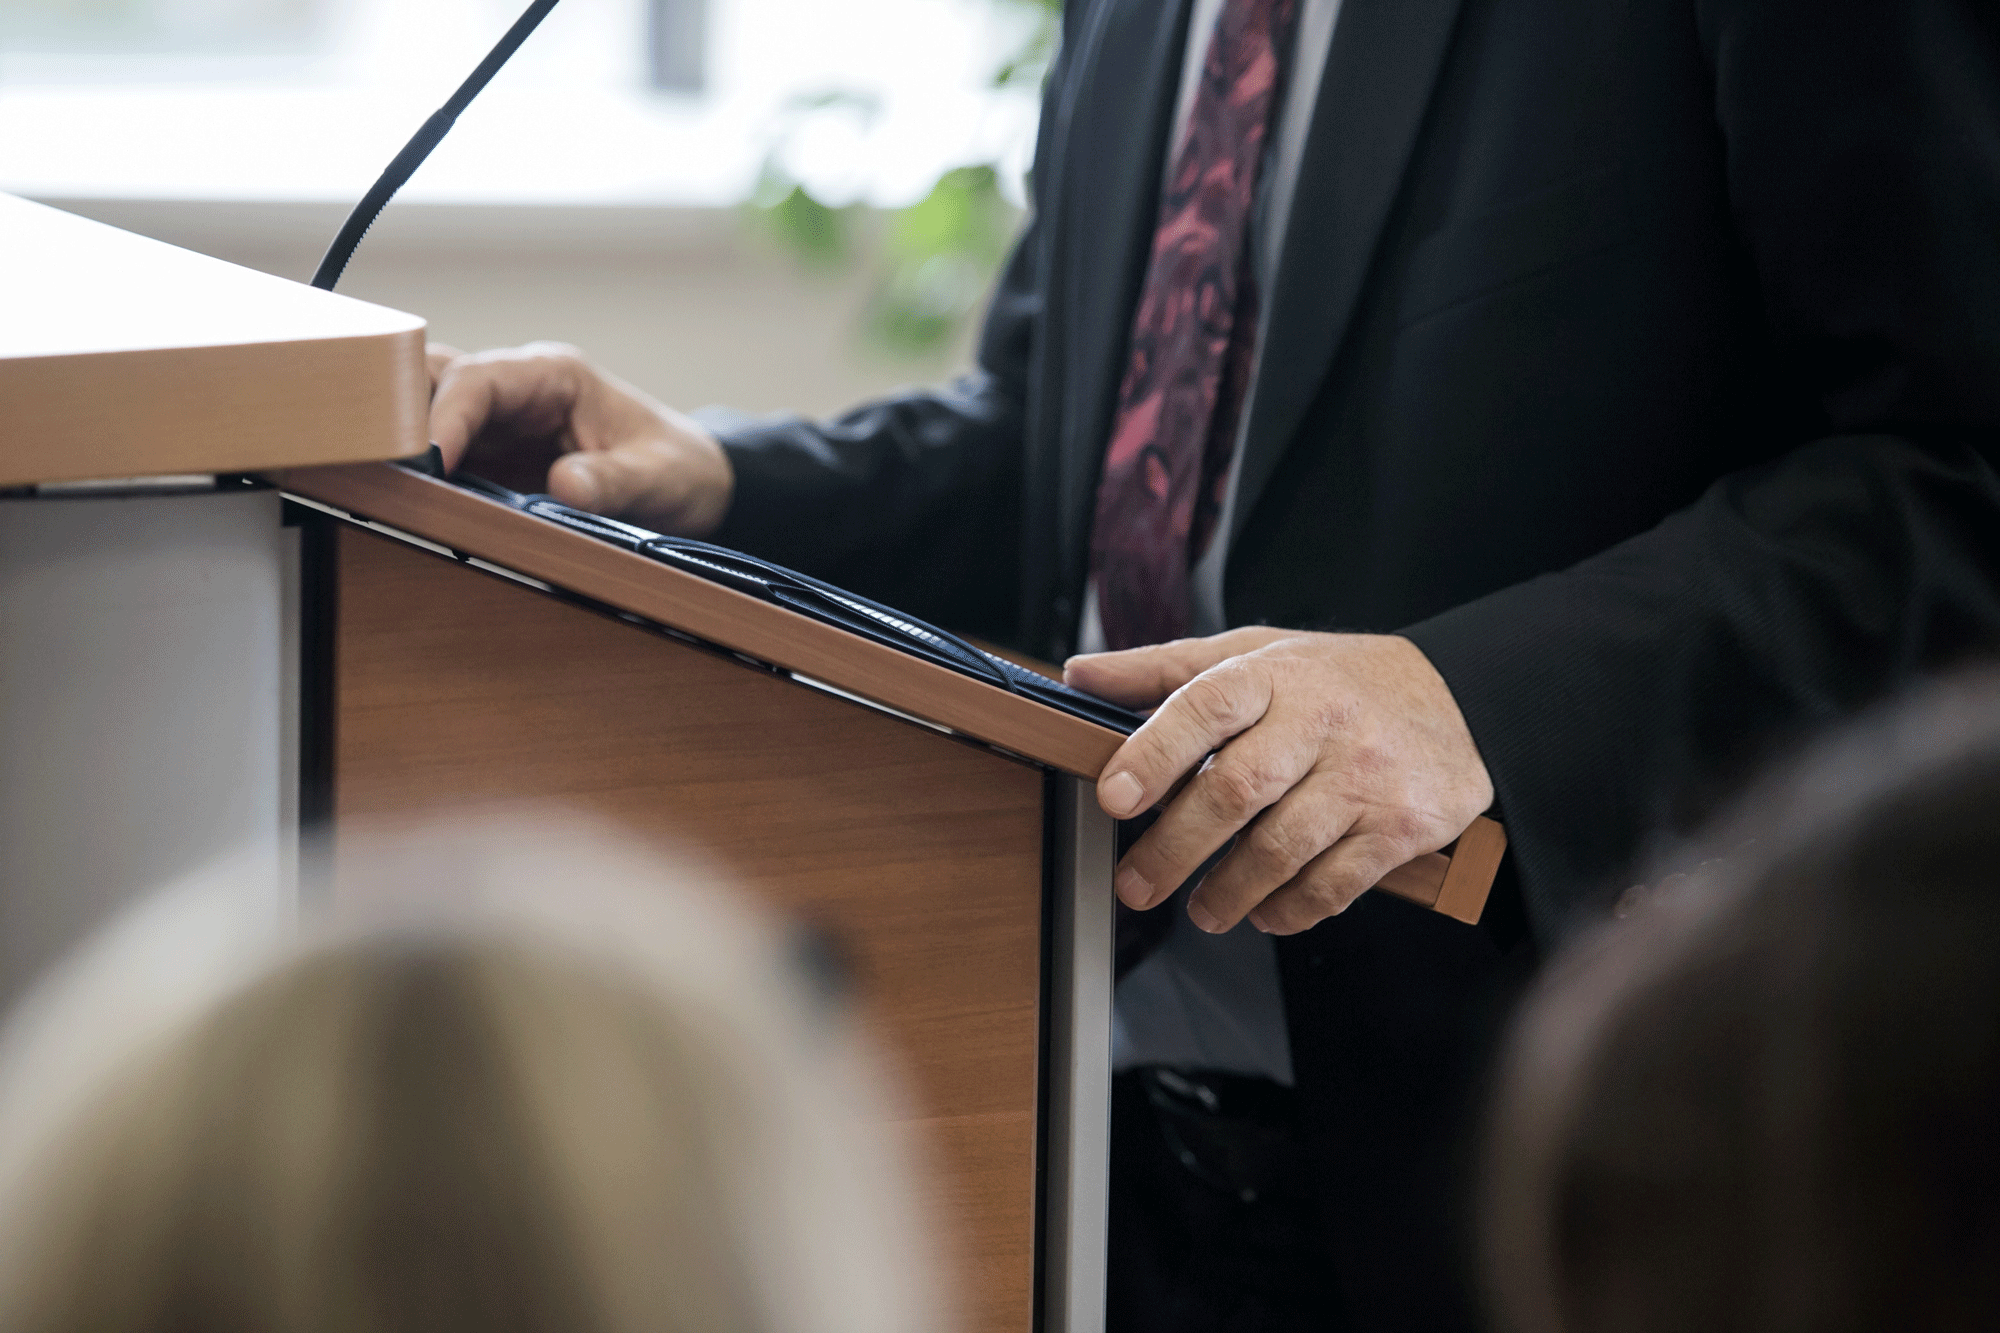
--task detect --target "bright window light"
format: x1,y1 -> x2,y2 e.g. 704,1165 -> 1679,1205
0,0 -> 1043,207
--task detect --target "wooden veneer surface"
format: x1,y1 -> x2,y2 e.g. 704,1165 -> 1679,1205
333,528 -> 1044,1333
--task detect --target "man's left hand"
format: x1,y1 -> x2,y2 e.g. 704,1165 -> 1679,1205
1064,629 -> 1494,936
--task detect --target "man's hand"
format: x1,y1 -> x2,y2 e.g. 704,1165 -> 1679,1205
426,341 -> 733,537
1065,628 -> 1494,936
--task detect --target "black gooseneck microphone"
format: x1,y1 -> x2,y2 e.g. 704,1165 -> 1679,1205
311,0 -> 562,291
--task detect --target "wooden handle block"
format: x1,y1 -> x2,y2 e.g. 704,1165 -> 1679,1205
1159,773 -> 1507,926
1371,815 -> 1508,925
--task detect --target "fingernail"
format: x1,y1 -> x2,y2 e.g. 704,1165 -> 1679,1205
1102,770 -> 1145,819
1115,866 -> 1153,909
1247,910 -> 1272,933
1189,901 -> 1224,934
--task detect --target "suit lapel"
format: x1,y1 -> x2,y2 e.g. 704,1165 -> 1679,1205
1050,0 -> 1198,592
1226,0 -> 1469,553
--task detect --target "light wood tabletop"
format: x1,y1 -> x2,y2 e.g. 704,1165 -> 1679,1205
0,194 -> 426,487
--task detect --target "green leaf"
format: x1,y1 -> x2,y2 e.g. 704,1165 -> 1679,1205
739,2 -> 1060,357
745,181 -> 853,268
887,165 -> 1011,264
781,88 -> 882,120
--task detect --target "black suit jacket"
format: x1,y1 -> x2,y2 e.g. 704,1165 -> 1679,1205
712,0 -> 2000,1325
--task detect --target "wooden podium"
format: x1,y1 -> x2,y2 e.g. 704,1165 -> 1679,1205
4,194 -> 1504,1333
265,460 -> 1505,1333
268,462 -> 1114,1333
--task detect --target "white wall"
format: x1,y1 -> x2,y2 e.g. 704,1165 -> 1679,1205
40,197 -> 977,422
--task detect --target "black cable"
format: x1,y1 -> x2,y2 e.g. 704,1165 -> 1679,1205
310,0 -> 562,291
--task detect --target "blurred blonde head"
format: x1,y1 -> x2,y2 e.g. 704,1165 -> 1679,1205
0,813 -> 944,1333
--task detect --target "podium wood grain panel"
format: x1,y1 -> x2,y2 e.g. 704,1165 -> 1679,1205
334,527 -> 1043,1333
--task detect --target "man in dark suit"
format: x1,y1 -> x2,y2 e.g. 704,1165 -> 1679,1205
429,0 -> 2000,1327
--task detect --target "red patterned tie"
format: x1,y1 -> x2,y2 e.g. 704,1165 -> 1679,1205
1089,0 -> 1299,651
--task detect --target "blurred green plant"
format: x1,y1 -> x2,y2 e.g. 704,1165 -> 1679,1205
989,0 -> 1062,89
746,0 -> 1062,359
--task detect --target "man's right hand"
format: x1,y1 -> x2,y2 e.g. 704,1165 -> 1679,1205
427,341 -> 733,538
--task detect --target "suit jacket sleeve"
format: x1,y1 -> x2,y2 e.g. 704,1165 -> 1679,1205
1401,0 -> 2000,931
706,236 -> 1037,643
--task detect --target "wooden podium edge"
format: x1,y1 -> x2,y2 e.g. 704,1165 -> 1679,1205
270,461 -> 1127,778
269,461 -> 1506,922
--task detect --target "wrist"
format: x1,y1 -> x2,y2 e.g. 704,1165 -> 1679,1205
1390,633 -> 1496,813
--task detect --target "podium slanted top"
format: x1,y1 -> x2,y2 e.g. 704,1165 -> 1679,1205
270,459 -> 1133,781
0,194 -> 425,487
268,456 -> 1502,926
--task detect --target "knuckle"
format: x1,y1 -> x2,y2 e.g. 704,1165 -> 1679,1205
1180,673 -> 1243,731
1343,738 -> 1394,779
1245,820 -> 1320,878
1202,761 -> 1276,821
1300,866 -> 1363,915
1379,808 -> 1432,848
1235,750 -> 1293,798
1296,880 -> 1340,915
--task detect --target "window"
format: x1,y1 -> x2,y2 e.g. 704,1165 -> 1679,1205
649,0 -> 706,93
0,0 -> 322,55
0,0 -> 1041,208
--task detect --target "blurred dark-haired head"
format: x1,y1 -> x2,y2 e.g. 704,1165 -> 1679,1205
1484,672 -> 2000,1333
